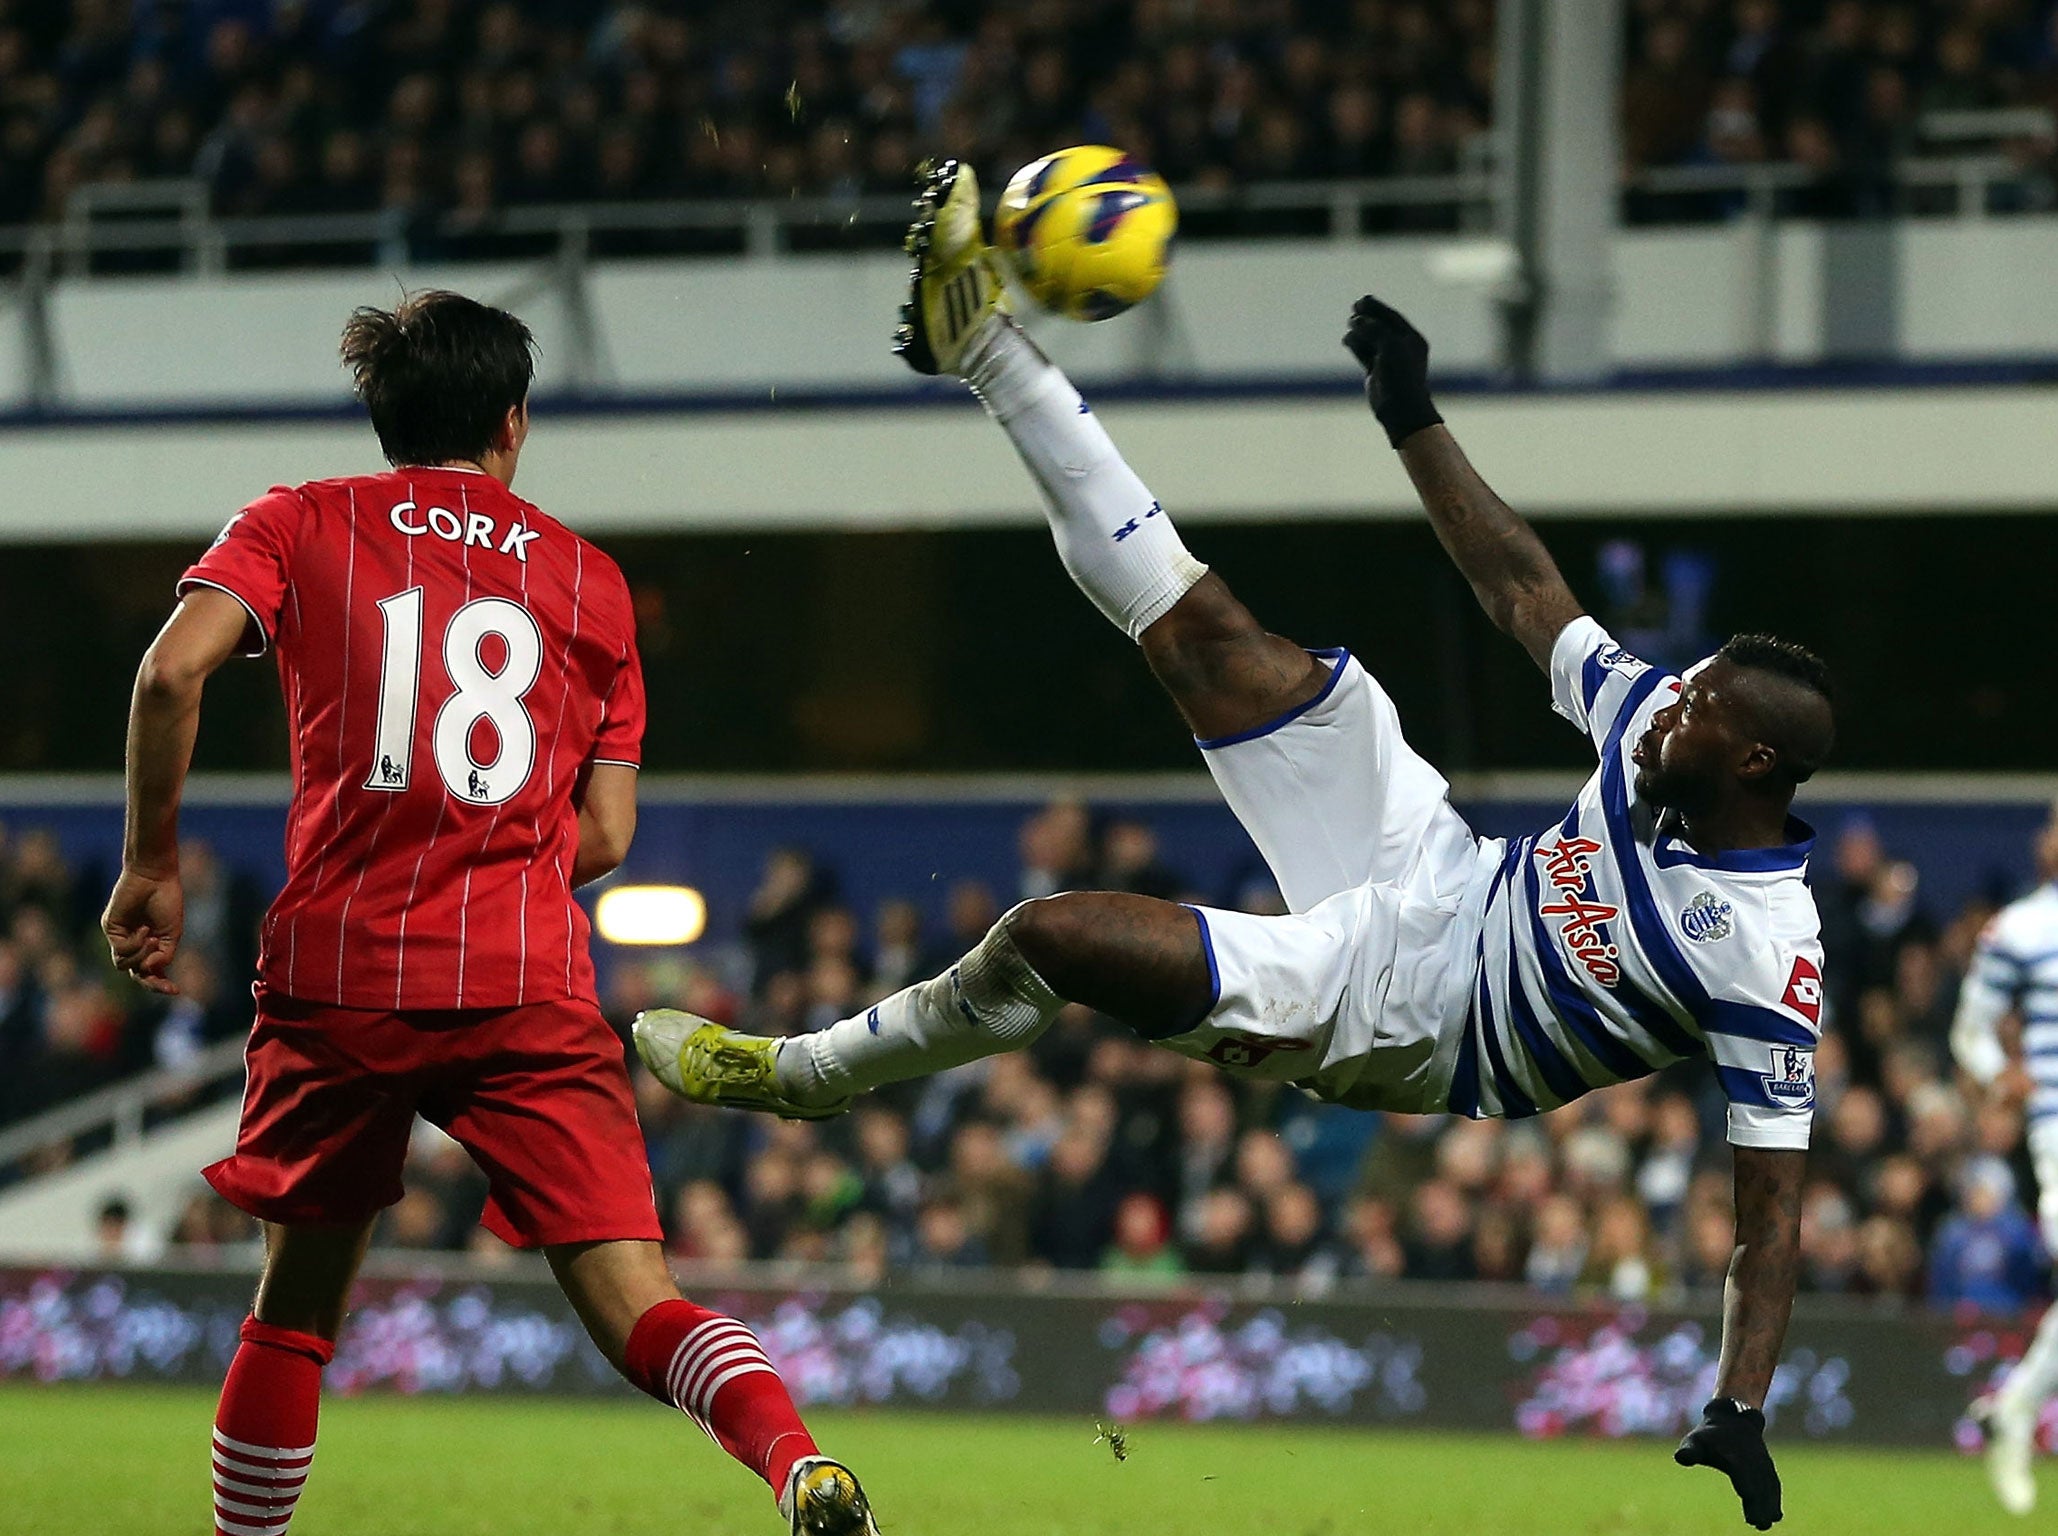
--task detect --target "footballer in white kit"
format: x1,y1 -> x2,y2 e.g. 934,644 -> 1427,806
1166,614 -> 1826,1153
637,163 -> 1836,1532
1954,802 -> 2058,1516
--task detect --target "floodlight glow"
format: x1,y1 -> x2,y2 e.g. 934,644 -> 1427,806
595,885 -> 707,946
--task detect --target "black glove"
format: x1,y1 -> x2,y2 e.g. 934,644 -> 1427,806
1341,295 -> 1443,449
1676,1397 -> 1783,1529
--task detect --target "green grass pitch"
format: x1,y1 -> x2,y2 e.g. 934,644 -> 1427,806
0,1384 -> 2027,1535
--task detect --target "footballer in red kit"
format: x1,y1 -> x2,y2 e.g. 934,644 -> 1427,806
101,291 -> 878,1536
183,467 -> 643,1014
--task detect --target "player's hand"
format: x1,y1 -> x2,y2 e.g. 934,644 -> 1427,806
102,867 -> 185,996
1341,295 -> 1444,449
1675,1397 -> 1782,1529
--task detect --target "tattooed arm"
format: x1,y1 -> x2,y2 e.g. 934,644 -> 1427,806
1396,425 -> 1587,676
1341,298 -> 1586,675
1718,1144 -> 1805,1405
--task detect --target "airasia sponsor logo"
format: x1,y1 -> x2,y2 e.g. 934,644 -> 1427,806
1781,956 -> 1823,1026
1536,838 -> 1622,988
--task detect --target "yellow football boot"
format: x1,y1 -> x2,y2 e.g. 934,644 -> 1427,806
630,1011 -> 849,1121
893,158 -> 1008,376
780,1457 -> 882,1536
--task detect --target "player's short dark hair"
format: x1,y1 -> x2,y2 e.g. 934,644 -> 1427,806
1717,633 -> 1836,784
1717,633 -> 1834,702
340,291 -> 536,467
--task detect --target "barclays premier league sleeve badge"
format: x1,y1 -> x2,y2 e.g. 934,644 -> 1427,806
1762,1044 -> 1816,1109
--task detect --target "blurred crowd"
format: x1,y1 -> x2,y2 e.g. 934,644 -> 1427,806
12,797 -> 2053,1315
1625,0 -> 2058,218
0,0 -> 1492,238
6,0 -> 2058,244
580,805 -> 2051,1311
0,821 -> 254,1134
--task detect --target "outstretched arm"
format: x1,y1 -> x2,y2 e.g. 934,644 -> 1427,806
103,589 -> 249,994
1676,1143 -> 1804,1529
1717,1144 -> 1805,1406
1343,298 -> 1585,673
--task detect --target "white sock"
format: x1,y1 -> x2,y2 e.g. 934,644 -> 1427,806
2002,1294 -> 2058,1415
777,907 -> 1063,1104
964,318 -> 1207,641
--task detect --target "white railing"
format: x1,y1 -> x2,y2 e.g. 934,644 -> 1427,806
8,109 -> 2050,278
0,127 -> 2052,407
0,1036 -> 245,1185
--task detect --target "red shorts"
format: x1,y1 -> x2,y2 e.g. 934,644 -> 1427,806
204,987 -> 662,1248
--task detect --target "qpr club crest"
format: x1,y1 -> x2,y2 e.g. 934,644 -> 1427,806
1762,1044 -> 1816,1108
1679,890 -> 1735,944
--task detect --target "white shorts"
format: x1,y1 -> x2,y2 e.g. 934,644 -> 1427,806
1152,650 -> 1495,1112
2032,1117 -> 2058,1257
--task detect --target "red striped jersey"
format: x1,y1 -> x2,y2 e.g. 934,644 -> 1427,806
181,465 -> 644,1010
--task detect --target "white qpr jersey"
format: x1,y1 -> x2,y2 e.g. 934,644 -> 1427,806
1452,618 -> 1828,1150
1953,880 -> 2058,1129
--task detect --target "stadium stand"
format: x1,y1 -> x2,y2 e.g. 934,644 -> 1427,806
2,0 -> 2055,246
2,803 -> 2046,1311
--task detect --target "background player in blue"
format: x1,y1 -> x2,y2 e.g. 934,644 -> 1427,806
638,165 -> 1838,1530
1955,801 -> 2058,1515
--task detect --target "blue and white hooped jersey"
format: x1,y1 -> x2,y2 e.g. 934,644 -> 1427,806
1953,881 -> 2058,1129
1448,618 -> 1827,1150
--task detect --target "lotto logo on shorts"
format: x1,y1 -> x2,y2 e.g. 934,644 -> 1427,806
1780,956 -> 1823,1026
1205,1032 -> 1312,1070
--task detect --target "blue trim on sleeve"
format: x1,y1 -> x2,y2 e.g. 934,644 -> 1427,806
1184,904 -> 1223,1019
1714,1062 -> 1786,1109
1193,648 -> 1350,750
1702,1000 -> 1818,1046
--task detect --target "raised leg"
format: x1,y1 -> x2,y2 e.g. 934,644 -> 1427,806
963,318 -> 1330,743
776,892 -> 1213,1107
1006,890 -> 1214,1038
1139,572 -> 1333,743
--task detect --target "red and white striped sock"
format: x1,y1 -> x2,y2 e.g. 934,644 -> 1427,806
623,1299 -> 818,1497
211,1317 -> 333,1536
